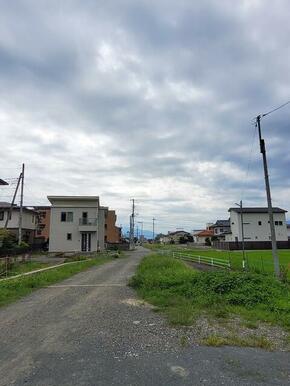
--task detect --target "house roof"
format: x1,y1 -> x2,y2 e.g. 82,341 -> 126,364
168,230 -> 191,236
48,196 -> 99,201
229,207 -> 287,214
195,230 -> 214,237
0,202 -> 36,213
212,219 -> 230,227
0,179 -> 8,185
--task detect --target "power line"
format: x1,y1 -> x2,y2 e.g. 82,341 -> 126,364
262,100 -> 290,118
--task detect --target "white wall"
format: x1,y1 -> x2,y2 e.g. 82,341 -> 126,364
0,209 -> 36,230
228,211 -> 288,242
49,204 -> 100,252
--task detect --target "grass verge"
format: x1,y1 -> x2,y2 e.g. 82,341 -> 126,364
130,254 -> 290,348
0,255 -> 112,307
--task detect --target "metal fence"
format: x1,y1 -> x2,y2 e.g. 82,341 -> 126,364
159,250 -> 231,269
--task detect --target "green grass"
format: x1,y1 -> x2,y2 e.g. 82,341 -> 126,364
203,334 -> 273,350
0,261 -> 50,277
146,244 -> 290,278
130,254 -> 290,331
0,255 -> 112,307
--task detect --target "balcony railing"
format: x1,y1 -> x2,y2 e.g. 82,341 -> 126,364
79,218 -> 98,226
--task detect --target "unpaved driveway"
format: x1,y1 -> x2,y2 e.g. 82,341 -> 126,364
0,247 -> 289,385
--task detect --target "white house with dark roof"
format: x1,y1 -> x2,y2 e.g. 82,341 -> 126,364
210,219 -> 231,236
0,202 -> 37,244
220,207 -> 289,249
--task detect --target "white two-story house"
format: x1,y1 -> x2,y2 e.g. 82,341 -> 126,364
0,202 -> 37,244
48,196 -> 105,253
223,207 -> 288,249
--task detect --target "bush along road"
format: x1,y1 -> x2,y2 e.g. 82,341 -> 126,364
0,248 -> 289,386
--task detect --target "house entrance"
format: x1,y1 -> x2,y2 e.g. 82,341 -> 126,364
81,233 -> 91,252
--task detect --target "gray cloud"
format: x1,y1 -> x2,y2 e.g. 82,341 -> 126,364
0,0 -> 290,232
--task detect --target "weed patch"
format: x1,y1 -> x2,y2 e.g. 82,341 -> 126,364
130,254 -> 290,332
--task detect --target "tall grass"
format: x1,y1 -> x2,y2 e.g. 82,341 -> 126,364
130,254 -> 290,329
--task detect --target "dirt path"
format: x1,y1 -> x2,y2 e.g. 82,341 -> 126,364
0,247 -> 289,385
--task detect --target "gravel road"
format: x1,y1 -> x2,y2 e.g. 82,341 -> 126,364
0,247 -> 289,385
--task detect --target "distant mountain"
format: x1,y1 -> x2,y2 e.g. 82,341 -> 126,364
121,226 -> 153,239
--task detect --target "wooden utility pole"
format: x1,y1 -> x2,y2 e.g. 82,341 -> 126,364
18,163 -> 25,245
256,116 -> 280,278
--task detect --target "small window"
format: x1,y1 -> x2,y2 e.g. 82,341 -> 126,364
0,211 -> 4,221
61,212 -> 73,222
231,222 -> 234,225
67,233 -> 72,240
67,212 -> 73,222
279,221 -> 283,226
105,224 -> 108,229
275,221 -> 279,226
258,221 -> 262,226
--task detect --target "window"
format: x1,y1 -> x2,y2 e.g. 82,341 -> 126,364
61,212 -> 73,222
37,230 -> 42,235
67,233 -> 72,240
279,221 -> 283,226
0,211 -> 4,221
275,221 -> 279,226
105,224 -> 108,229
258,221 -> 262,226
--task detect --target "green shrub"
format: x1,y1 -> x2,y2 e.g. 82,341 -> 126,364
130,254 -> 290,328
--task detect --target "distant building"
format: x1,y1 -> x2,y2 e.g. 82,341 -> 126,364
160,231 -> 192,244
34,206 -> 51,242
209,219 -> 230,236
193,229 -> 214,244
0,202 -> 37,244
105,210 -> 121,244
47,196 -> 105,253
216,207 -> 289,250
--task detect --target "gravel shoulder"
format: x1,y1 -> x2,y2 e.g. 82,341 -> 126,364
0,247 -> 289,386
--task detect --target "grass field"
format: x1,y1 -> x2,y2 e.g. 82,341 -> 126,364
0,261 -> 50,278
145,244 -> 290,278
0,255 -> 112,307
130,253 -> 290,349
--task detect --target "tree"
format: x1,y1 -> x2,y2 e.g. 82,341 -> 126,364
205,237 -> 211,246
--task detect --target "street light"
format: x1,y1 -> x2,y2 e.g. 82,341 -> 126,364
235,200 -> 246,270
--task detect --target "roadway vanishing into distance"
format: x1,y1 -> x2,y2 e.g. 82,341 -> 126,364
0,247 -> 289,385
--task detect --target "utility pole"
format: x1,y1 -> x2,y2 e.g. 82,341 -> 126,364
235,200 -> 246,270
256,115 -> 280,278
4,171 -> 22,229
18,163 -> 25,245
129,199 -> 135,249
138,221 -> 143,243
152,217 -> 156,242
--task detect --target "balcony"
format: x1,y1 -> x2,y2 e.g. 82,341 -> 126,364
79,218 -> 98,232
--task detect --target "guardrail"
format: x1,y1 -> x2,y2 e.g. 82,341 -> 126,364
159,250 -> 231,269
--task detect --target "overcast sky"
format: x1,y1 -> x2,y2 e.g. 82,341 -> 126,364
1,0 -> 290,233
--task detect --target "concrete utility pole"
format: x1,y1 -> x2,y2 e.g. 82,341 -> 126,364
129,199 -> 135,249
4,171 -> 22,229
235,200 -> 246,270
256,115 -> 280,278
138,221 -> 143,242
152,217 -> 156,242
18,163 -> 25,245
